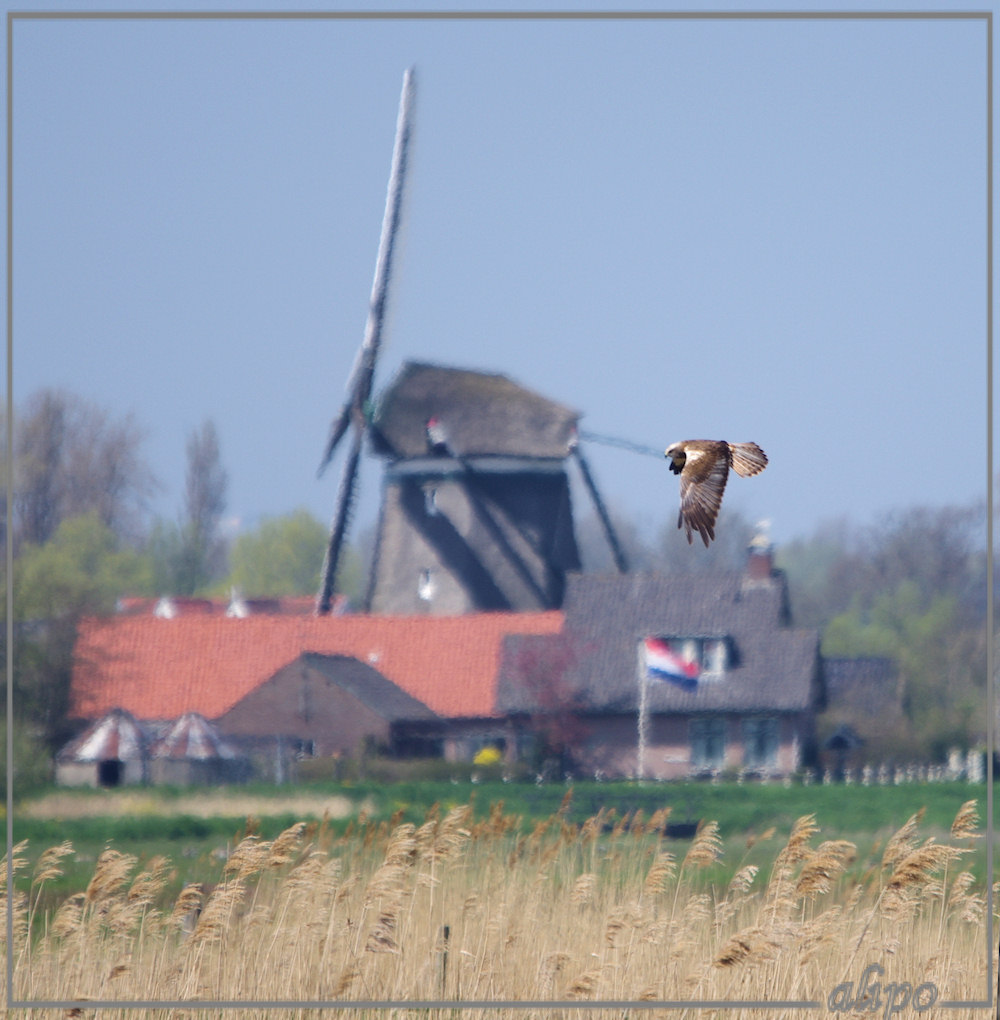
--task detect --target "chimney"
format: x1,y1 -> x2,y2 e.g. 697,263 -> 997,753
745,522 -> 774,583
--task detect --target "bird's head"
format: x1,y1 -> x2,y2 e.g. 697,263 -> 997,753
665,442 -> 685,474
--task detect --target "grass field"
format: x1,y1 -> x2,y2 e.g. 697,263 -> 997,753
3,779 -> 996,1015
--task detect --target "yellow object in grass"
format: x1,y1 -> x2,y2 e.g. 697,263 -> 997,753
472,746 -> 502,766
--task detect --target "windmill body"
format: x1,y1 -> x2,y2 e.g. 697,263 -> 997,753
365,362 -> 582,614
317,70 -> 625,614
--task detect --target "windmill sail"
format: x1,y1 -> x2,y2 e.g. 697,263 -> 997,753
316,68 -> 415,614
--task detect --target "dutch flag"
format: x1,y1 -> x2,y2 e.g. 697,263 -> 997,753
643,637 -> 699,692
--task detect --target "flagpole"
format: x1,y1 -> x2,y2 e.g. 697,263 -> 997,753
637,639 -> 648,782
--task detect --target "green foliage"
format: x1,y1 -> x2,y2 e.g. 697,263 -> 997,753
226,508 -> 338,598
779,502 -> 989,760
14,512 -> 153,621
12,514 -> 154,749
821,581 -> 983,758
143,517 -> 187,595
2,720 -> 53,796
821,581 -> 951,658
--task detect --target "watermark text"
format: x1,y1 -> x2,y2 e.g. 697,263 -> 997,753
828,964 -> 938,1017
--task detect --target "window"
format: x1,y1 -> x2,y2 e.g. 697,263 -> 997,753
690,717 -> 726,770
742,717 -> 779,771
652,636 -> 730,679
702,638 -> 729,674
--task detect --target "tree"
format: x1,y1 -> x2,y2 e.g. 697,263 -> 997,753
15,512 -> 153,623
13,512 -> 153,749
509,633 -> 588,776
170,419 -> 229,595
783,503 -> 991,761
651,507 -> 758,574
822,580 -> 985,759
226,509 -> 331,598
12,389 -> 158,549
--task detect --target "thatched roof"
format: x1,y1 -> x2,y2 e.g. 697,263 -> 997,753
371,361 -> 579,459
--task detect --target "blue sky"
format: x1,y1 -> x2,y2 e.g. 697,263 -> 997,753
8,6 -> 991,550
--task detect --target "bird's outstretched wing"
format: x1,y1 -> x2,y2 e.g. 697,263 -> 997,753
678,444 -> 730,547
728,441 -> 768,478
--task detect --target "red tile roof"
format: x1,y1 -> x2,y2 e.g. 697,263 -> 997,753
71,611 -> 564,722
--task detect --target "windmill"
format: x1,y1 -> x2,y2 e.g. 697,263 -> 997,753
364,360 -> 595,614
316,68 -> 631,616
316,67 -> 415,614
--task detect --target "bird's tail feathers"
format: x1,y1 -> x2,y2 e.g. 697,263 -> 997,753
729,442 -> 768,477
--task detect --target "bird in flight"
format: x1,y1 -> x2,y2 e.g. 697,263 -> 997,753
664,440 -> 768,547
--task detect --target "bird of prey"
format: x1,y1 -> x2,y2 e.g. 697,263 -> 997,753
664,440 -> 768,547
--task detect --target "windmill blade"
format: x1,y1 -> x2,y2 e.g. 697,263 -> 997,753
317,66 -> 416,479
316,427 -> 363,614
316,68 -> 416,613
571,444 -> 629,574
316,403 -> 354,479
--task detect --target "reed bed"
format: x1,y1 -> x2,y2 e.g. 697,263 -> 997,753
1,795 -> 993,1018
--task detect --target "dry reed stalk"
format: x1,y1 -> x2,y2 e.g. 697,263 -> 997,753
418,803 -> 472,862
774,814 -> 820,872
556,787 -> 574,816
379,822 -> 417,867
729,863 -> 760,896
31,841 -> 75,887
946,870 -> 984,925
266,821 -> 308,868
570,871 -> 597,906
127,854 -> 171,910
745,825 -> 777,850
881,807 -> 926,869
565,965 -> 601,999
795,903 -> 843,965
646,805 -> 672,835
713,924 -> 784,967
223,834 -> 269,881
167,882 -> 204,934
50,891 -> 86,940
642,851 -> 677,898
188,878 -> 244,947
579,807 -> 608,842
886,841 -> 967,892
0,838 -> 28,893
83,848 -> 137,905
761,815 -> 821,928
950,799 -> 981,840
714,863 -> 760,931
682,819 -> 723,870
9,797 -> 992,1007
795,839 -> 856,899
537,949 -> 571,996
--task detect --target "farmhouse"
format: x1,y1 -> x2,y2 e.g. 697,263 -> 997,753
217,652 -> 443,768
65,543 -> 823,783
498,543 -> 823,779
69,608 -> 564,781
